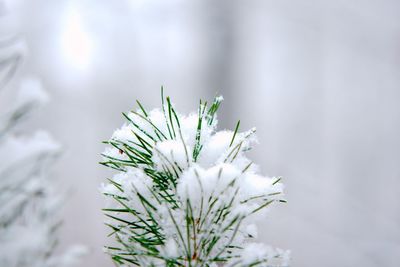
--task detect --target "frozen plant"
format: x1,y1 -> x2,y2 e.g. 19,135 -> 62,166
0,37 -> 86,266
101,89 -> 290,266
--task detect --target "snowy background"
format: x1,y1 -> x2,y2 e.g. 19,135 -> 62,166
2,0 -> 400,266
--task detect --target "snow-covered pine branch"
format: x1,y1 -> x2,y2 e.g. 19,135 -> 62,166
101,89 -> 290,267
0,36 -> 85,267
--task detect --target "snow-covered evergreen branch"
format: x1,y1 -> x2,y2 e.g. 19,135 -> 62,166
101,89 -> 290,266
0,36 -> 85,267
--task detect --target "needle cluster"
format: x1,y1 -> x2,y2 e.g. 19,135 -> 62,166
101,89 -> 290,267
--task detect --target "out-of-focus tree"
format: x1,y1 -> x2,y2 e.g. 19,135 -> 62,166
0,6 -> 86,267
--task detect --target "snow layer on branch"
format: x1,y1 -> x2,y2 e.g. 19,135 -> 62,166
181,111 -> 214,148
176,163 -> 241,205
0,130 -> 60,171
111,123 -> 136,143
101,168 -> 153,209
0,77 -> 49,133
152,139 -> 191,171
197,130 -> 233,167
16,77 -> 49,106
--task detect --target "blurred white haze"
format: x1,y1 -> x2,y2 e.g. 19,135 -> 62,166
1,0 -> 400,266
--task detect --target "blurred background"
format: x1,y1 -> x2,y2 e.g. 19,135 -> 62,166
1,0 -> 400,266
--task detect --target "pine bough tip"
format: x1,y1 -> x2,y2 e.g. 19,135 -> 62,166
100,91 -> 290,266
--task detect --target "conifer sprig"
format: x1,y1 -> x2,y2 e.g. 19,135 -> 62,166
101,89 -> 290,266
